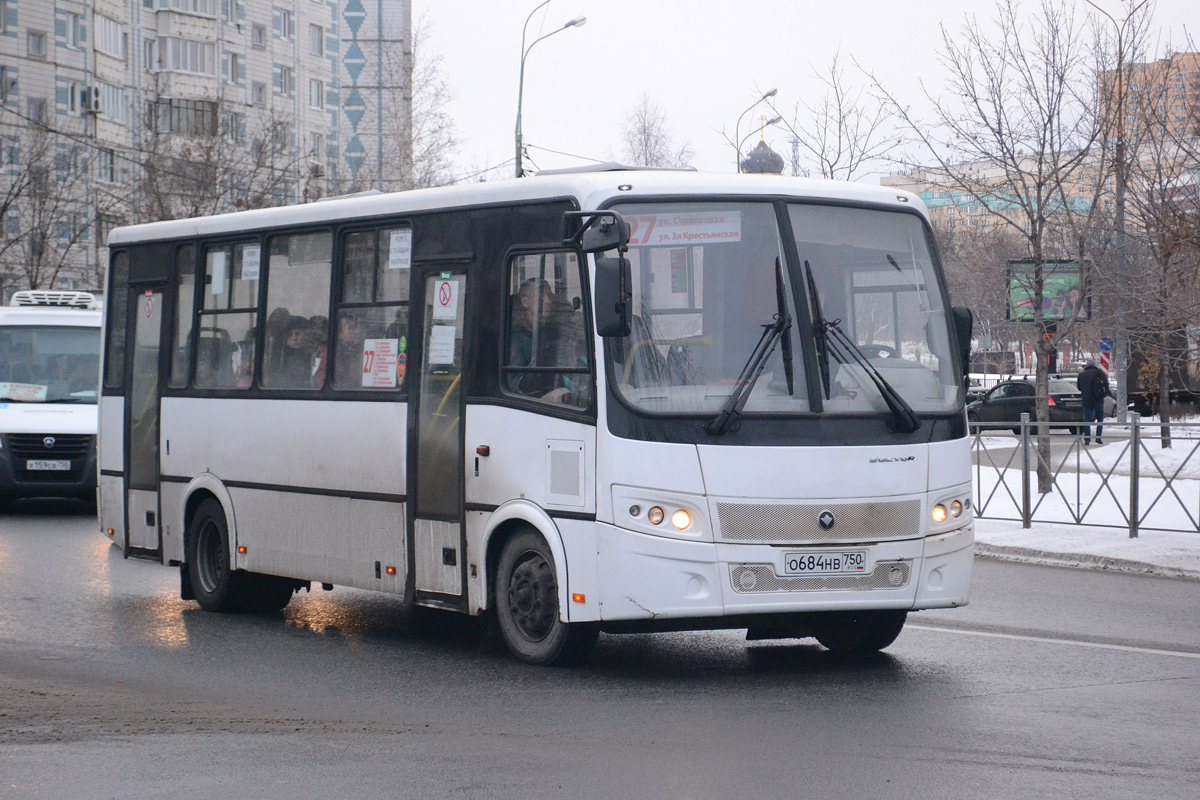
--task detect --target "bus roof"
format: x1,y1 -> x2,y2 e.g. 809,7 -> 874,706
106,170 -> 929,247
0,306 -> 102,328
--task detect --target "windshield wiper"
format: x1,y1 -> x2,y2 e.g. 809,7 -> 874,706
802,260 -> 831,399
706,312 -> 791,435
822,319 -> 921,433
803,259 -> 919,433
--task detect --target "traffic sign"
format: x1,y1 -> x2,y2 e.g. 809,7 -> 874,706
1099,336 -> 1114,352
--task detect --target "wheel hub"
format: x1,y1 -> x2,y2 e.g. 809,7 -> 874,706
507,553 -> 556,641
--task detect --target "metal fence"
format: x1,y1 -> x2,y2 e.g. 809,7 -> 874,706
971,414 -> 1200,537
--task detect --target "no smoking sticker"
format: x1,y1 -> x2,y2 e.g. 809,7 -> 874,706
433,279 -> 458,319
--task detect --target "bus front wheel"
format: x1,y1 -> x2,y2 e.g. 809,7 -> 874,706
495,529 -> 597,665
812,610 -> 908,653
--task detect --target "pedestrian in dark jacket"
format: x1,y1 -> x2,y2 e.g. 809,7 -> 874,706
1077,359 -> 1111,444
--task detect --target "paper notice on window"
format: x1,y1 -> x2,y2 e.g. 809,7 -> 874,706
433,279 -> 459,320
428,324 -> 457,365
241,246 -> 261,281
626,210 -> 742,246
210,251 -> 226,294
360,338 -> 399,388
388,230 -> 412,270
0,382 -> 48,402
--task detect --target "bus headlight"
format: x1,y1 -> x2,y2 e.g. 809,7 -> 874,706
671,509 -> 692,530
931,504 -> 948,524
647,506 -> 665,525
950,500 -> 963,518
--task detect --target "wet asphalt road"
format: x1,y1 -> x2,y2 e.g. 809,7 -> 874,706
1,500 -> 1198,800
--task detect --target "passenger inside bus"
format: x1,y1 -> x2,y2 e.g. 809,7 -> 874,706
333,314 -> 361,388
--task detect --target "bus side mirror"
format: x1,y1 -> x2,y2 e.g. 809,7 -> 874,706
952,306 -> 974,378
594,256 -> 632,337
580,218 -> 631,253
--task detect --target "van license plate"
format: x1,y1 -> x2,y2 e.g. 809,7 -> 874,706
782,550 -> 868,575
27,460 -> 70,471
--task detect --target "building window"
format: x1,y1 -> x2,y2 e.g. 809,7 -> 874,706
310,24 -> 324,56
309,79 -> 323,109
150,98 -> 218,136
224,0 -> 238,23
28,98 -> 46,124
95,15 -> 127,60
157,0 -> 217,15
28,31 -> 48,59
228,53 -> 240,84
158,37 -> 217,75
310,132 -> 324,157
252,81 -> 267,106
99,83 -> 128,124
279,66 -> 294,96
252,23 -> 267,49
279,10 -> 293,40
0,67 -> 15,104
96,149 -> 117,183
63,13 -> 81,49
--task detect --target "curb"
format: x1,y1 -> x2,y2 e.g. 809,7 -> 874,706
975,543 -> 1200,580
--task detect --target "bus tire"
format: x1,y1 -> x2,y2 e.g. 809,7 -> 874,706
495,529 -> 597,665
186,498 -> 249,612
242,574 -> 296,612
812,610 -> 907,653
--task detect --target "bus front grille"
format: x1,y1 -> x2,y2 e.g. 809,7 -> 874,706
715,499 -> 921,544
729,561 -> 912,593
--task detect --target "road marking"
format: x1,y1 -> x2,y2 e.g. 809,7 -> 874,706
908,623 -> 1200,659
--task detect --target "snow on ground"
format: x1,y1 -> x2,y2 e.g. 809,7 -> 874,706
970,422 -> 1200,578
975,518 -> 1200,579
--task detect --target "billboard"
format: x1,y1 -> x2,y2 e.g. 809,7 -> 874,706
1006,260 -> 1089,321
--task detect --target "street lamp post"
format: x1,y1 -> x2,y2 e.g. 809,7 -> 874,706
1086,0 -> 1148,423
733,88 -> 777,171
515,3 -> 586,177
737,115 -> 783,163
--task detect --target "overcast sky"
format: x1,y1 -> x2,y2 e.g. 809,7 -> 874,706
413,0 -> 1196,182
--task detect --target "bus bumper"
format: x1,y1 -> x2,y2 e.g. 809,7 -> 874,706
592,522 -> 973,623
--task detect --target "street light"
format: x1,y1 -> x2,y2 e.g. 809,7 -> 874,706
1085,0 -> 1148,424
737,115 -> 784,164
733,88 -> 777,171
514,2 -> 586,177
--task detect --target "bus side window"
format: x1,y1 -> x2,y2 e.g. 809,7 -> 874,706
502,252 -> 591,408
332,227 -> 409,391
262,232 -> 332,390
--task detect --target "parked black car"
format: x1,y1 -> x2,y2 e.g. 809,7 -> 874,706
966,378 -> 1085,433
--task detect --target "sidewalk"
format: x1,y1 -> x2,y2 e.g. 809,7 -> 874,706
975,518 -> 1200,579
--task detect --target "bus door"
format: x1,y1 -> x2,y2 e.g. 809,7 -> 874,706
124,285 -> 166,557
409,269 -> 467,605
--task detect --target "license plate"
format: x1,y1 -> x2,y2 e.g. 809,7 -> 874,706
782,550 -> 868,576
27,460 -> 70,471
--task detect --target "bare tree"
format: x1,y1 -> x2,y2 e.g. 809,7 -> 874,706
368,13 -> 459,192
1119,46 -> 1200,443
126,96 -> 303,223
775,49 -> 903,181
619,93 -> 694,168
0,122 -> 95,294
869,0 -> 1108,492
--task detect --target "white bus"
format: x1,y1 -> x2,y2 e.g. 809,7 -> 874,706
0,291 -> 102,506
99,169 -> 975,664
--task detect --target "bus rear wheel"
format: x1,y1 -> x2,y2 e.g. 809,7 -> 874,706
187,498 -> 247,612
495,529 -> 597,665
812,610 -> 908,653
186,499 -> 296,613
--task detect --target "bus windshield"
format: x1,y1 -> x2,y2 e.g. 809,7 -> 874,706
605,201 -> 961,419
0,326 -> 100,404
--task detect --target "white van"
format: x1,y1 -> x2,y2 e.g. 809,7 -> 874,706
0,291 -> 102,505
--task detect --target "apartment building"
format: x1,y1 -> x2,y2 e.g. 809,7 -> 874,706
0,0 -> 412,299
